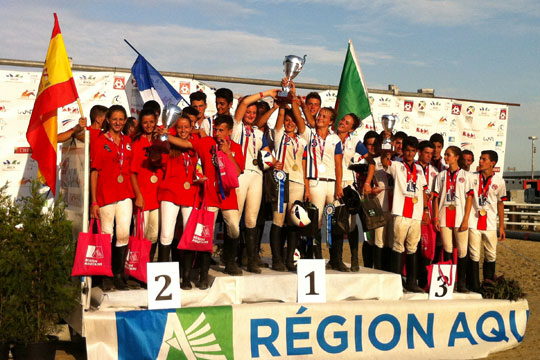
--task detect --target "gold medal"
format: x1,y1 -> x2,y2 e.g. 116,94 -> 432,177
184,181 -> 191,190
252,159 -> 259,166
292,164 -> 299,171
480,209 -> 487,216
117,174 -> 124,183
150,174 -> 158,184
448,204 -> 455,211
412,197 -> 418,204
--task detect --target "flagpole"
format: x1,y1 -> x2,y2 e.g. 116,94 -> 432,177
124,39 -> 143,57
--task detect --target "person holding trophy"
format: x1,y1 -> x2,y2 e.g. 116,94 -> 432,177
232,89 -> 279,273
270,99 -> 308,271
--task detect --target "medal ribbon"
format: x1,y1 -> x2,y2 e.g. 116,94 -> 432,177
403,162 -> 417,218
182,151 -> 191,178
477,174 -> 492,230
213,145 -> 226,200
445,170 -> 458,227
105,131 -> 125,168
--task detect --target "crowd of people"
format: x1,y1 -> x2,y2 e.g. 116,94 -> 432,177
66,80 -> 507,294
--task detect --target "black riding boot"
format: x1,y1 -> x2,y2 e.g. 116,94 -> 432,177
382,247 -> 392,271
405,253 -> 425,293
245,227 -> 262,273
286,228 -> 299,271
149,242 -> 157,262
198,252 -> 211,289
313,233 -> 323,259
469,260 -> 480,292
349,226 -> 360,272
158,242 -> 171,262
483,260 -> 496,281
112,245 -> 129,290
457,257 -> 470,293
433,245 -> 443,263
373,245 -> 383,270
224,236 -> 242,275
362,242 -> 374,268
331,234 -> 350,272
443,251 -> 453,263
390,250 -> 403,275
270,225 -> 287,271
181,250 -> 194,290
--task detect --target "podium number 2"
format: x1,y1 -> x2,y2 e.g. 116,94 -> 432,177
155,274 -> 172,301
305,271 -> 319,295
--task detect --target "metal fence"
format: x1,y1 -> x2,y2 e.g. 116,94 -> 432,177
504,201 -> 540,231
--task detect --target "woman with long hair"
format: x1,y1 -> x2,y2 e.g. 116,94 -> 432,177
130,108 -> 162,263
90,105 -> 134,290
433,145 -> 473,292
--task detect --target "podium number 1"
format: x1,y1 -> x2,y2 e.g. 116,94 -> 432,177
305,271 -> 319,295
297,259 -> 326,303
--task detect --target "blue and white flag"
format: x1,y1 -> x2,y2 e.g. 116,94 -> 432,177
130,54 -> 187,110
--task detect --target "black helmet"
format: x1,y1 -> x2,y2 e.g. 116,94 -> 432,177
342,185 -> 361,214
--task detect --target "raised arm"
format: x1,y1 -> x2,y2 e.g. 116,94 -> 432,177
274,107 -> 286,132
234,89 -> 280,123
255,102 -> 279,129
58,117 -> 86,142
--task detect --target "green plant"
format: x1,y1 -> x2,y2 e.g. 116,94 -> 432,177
480,275 -> 526,301
0,180 -> 78,345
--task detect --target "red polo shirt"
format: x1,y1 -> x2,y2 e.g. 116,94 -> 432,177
91,132 -> 134,207
191,136 -> 243,210
130,136 -> 163,211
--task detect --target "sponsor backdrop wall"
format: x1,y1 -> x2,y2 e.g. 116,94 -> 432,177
0,69 -> 509,200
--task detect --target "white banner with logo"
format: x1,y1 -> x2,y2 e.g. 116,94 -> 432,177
84,298 -> 528,359
0,69 -> 509,201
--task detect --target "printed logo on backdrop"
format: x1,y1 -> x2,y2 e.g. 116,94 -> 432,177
416,127 -> 428,135
479,106 -> 490,116
378,97 -> 392,107
112,95 -> 122,105
461,142 -> 473,149
497,124 -> 505,136
2,159 -> 22,171
0,104 -> 7,112
401,116 -> 410,129
20,90 -> 36,99
62,106 -> 79,114
462,131 -> 476,139
450,118 -> 457,131
496,141 -> 504,148
369,96 -> 375,106
418,101 -> 426,112
466,106 -> 475,116
404,100 -> 414,112
180,82 -> 191,95
499,109 -> 507,120
486,121 -> 496,130
116,307 -> 234,360
448,136 -> 456,144
364,123 -> 376,131
5,73 -> 24,82
78,74 -> 97,85
113,76 -> 126,90
0,119 -> 7,131
93,91 -> 106,100
451,104 -> 462,115
430,100 -> 442,111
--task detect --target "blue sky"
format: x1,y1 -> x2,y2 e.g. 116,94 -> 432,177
1,0 -> 539,170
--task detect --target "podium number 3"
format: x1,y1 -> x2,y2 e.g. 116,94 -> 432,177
305,271 -> 319,295
155,274 -> 172,301
435,274 -> 448,297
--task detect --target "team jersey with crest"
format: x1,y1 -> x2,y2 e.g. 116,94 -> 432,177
300,128 -> 343,180
417,162 -> 439,194
340,134 -> 369,182
273,128 -> 307,185
433,169 -> 473,228
468,172 -> 508,231
373,156 -> 392,212
232,122 -> 269,175
385,160 -> 428,220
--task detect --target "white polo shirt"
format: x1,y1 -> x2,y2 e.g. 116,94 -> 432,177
417,162 -> 439,194
373,156 -> 392,212
468,172 -> 508,231
301,128 -> 342,180
232,121 -> 268,175
385,160 -> 428,220
273,128 -> 307,185
340,133 -> 369,182
433,169 -> 473,228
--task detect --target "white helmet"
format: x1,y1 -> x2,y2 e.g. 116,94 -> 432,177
348,153 -> 369,172
257,149 -> 274,171
290,201 -> 311,227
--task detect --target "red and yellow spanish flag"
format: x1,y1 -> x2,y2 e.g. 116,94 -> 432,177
26,13 -> 79,195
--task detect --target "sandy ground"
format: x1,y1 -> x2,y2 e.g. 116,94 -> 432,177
53,237 -> 538,360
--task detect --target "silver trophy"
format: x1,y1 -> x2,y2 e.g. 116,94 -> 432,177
381,114 -> 398,150
159,103 -> 182,141
277,55 -> 306,103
